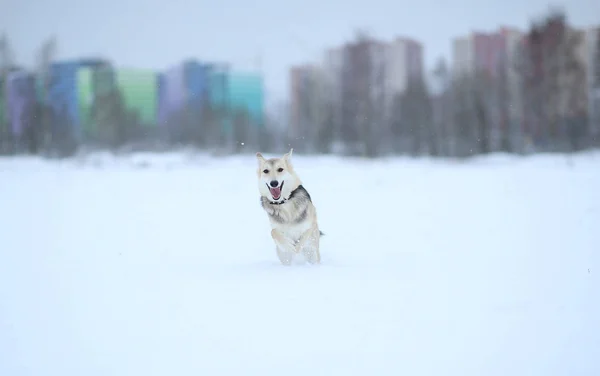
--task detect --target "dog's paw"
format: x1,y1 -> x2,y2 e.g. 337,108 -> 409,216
276,249 -> 294,265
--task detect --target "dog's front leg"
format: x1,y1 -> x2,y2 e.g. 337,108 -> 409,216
271,229 -> 296,253
294,223 -> 319,252
271,229 -> 298,265
295,224 -> 321,264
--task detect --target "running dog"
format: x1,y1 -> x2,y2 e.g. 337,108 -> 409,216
256,149 -> 322,265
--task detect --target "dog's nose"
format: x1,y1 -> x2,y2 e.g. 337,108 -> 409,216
269,180 -> 279,188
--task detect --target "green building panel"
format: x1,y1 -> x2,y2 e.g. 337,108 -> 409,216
77,68 -> 94,138
93,67 -> 116,97
115,68 -> 158,126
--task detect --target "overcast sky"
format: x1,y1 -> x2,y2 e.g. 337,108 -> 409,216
2,0 -> 599,107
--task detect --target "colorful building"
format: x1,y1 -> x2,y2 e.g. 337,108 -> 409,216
226,71 -> 264,126
47,61 -> 80,140
158,63 -> 186,128
76,65 -> 118,140
47,59 -> 108,141
184,60 -> 210,111
2,57 -> 265,148
158,60 -> 211,130
115,68 -> 158,127
207,65 -> 231,135
208,66 -> 229,110
6,71 -> 36,138
77,67 -> 94,138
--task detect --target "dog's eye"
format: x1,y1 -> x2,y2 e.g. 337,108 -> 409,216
277,168 -> 284,172
263,169 -> 269,174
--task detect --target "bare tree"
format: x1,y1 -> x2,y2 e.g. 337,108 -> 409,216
338,30 -> 386,157
200,100 -> 223,150
368,41 -> 388,157
21,75 -> 41,154
339,33 -> 369,156
563,28 -> 588,151
472,70 -> 493,154
516,9 -> 587,152
388,93 -> 404,153
296,67 -> 336,155
90,82 -> 130,150
293,69 -> 314,153
232,108 -> 251,153
181,99 -> 204,147
592,28 -> 600,146
491,51 -> 512,153
36,36 -> 59,154
0,33 -> 15,154
450,71 -> 492,157
450,74 -> 471,157
394,75 -> 434,156
314,97 -> 335,154
264,100 -> 291,153
256,121 -> 275,153
431,57 -> 451,156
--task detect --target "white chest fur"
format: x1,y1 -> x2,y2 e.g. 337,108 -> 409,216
273,215 -> 312,241
264,201 -> 313,241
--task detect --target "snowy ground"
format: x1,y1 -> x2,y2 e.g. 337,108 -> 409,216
1,151 -> 599,376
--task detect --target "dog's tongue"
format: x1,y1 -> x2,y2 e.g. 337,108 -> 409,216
269,187 -> 281,199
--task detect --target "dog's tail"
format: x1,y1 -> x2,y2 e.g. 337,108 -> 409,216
319,230 -> 325,237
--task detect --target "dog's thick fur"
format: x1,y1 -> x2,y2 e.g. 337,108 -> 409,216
256,149 -> 322,265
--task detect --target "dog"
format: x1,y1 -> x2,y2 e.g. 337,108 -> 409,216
256,149 -> 323,265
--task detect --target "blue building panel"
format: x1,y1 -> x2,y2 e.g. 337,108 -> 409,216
184,60 -> 209,102
158,63 -> 186,128
47,62 -> 80,140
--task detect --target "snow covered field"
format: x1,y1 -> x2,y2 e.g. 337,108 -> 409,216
1,151 -> 599,376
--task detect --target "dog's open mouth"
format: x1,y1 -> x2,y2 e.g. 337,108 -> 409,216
268,181 -> 284,201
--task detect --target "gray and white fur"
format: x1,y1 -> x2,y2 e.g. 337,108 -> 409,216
256,149 -> 322,265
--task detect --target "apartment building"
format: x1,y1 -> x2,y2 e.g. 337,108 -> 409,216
289,35 -> 426,153
288,64 -> 327,149
451,27 -> 524,148
585,27 -> 600,136
386,37 -> 424,95
338,37 -> 388,148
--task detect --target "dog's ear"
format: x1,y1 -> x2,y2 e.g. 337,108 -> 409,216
256,152 -> 266,165
283,148 -> 293,162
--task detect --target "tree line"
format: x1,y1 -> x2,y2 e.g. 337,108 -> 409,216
1,9 -> 599,159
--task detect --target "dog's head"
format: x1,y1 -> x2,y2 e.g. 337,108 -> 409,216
256,148 -> 301,203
